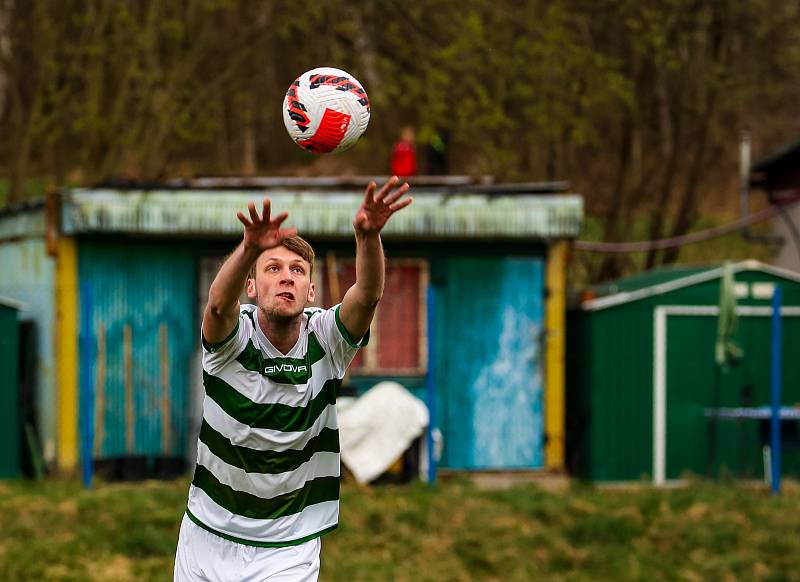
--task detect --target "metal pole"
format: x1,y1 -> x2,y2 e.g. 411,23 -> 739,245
425,285 -> 437,485
740,130 -> 751,221
770,285 -> 782,495
79,283 -> 94,489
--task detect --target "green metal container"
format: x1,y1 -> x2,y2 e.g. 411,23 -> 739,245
0,298 -> 21,478
568,261 -> 800,482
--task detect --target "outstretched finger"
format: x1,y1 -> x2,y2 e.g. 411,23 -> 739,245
389,197 -> 413,213
237,211 -> 251,227
382,183 -> 410,205
248,202 -> 260,223
261,198 -> 271,222
271,211 -> 289,226
363,182 -> 377,206
375,176 -> 400,202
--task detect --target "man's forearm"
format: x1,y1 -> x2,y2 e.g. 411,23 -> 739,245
353,231 -> 385,306
207,242 -> 260,316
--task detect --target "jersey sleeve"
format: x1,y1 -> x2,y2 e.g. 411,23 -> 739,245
309,304 -> 369,378
201,306 -> 253,375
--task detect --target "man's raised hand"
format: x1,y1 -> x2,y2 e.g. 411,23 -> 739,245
353,176 -> 413,235
237,198 -> 297,252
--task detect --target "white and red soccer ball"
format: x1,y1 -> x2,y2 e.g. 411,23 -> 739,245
283,67 -> 370,154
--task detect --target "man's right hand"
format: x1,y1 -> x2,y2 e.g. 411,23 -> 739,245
237,198 -> 298,253
203,199 -> 296,345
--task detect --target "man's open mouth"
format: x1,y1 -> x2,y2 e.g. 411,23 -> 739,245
276,292 -> 295,301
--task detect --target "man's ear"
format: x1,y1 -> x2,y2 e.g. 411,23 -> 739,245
246,277 -> 257,299
307,281 -> 316,305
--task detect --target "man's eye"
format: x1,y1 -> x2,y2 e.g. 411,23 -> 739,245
292,267 -> 304,274
268,266 -> 279,272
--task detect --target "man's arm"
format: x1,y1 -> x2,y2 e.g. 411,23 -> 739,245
338,177 -> 412,342
203,199 -> 296,345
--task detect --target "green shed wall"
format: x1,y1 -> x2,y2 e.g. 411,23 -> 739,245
0,304 -> 20,478
570,268 -> 800,482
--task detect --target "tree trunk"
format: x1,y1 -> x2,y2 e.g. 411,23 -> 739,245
596,116 -> 634,282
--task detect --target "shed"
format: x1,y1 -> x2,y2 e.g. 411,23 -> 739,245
0,297 -> 22,478
749,137 -> 800,274
45,182 -> 581,476
0,202 -> 57,467
567,260 -> 800,483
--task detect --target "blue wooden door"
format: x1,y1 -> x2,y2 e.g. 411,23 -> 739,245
435,257 -> 544,469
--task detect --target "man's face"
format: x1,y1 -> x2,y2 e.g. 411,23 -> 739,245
246,246 -> 315,321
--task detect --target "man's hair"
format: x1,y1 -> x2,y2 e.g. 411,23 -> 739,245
248,235 -> 315,279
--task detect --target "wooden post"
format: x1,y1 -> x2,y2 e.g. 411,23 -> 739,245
545,240 -> 568,470
56,237 -> 78,471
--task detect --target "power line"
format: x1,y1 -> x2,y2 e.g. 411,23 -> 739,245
574,202 -> 799,253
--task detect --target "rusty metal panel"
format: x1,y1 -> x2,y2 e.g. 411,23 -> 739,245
79,242 -> 194,459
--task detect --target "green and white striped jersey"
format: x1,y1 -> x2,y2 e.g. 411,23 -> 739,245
186,303 -> 366,547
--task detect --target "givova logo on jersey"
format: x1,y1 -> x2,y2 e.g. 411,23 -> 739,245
264,363 -> 308,376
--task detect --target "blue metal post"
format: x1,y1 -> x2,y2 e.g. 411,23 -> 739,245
770,285 -> 782,495
425,285 -> 437,485
80,283 -> 94,489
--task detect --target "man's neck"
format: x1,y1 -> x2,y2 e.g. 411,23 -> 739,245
257,308 -> 302,355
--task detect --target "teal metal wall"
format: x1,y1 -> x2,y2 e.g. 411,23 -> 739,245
569,268 -> 800,481
434,257 -> 545,470
0,302 -> 20,477
79,242 -> 195,459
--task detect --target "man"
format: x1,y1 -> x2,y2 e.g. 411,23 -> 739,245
175,177 -> 412,581
390,126 -> 417,177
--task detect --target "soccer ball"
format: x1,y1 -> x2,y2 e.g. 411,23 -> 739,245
283,67 -> 370,154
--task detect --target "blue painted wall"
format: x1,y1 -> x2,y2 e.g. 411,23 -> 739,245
0,211 -> 58,464
79,242 -> 195,458
434,257 -> 545,469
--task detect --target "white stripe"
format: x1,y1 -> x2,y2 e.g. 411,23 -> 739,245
653,307 -> 667,486
196,443 -> 340,498
210,347 -> 339,407
188,485 -> 339,543
203,395 -> 338,451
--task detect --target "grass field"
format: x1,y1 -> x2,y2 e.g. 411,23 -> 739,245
2,476 -> 800,581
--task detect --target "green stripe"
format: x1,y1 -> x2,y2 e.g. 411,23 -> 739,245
199,420 -> 339,474
191,465 -> 340,520
203,373 -> 340,431
236,332 -> 326,384
202,320 -> 240,353
185,509 -> 337,548
334,304 -> 370,348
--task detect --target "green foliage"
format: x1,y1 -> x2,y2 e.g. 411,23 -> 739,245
1,0 -> 799,278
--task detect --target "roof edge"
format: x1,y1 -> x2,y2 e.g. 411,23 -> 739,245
0,296 -> 24,310
582,260 -> 800,311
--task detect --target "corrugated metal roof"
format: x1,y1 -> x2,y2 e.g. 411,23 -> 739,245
0,205 -> 46,239
590,265 -> 711,297
583,260 -> 800,311
61,189 -> 583,239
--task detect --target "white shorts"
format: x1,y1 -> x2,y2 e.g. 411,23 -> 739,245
174,513 -> 321,582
